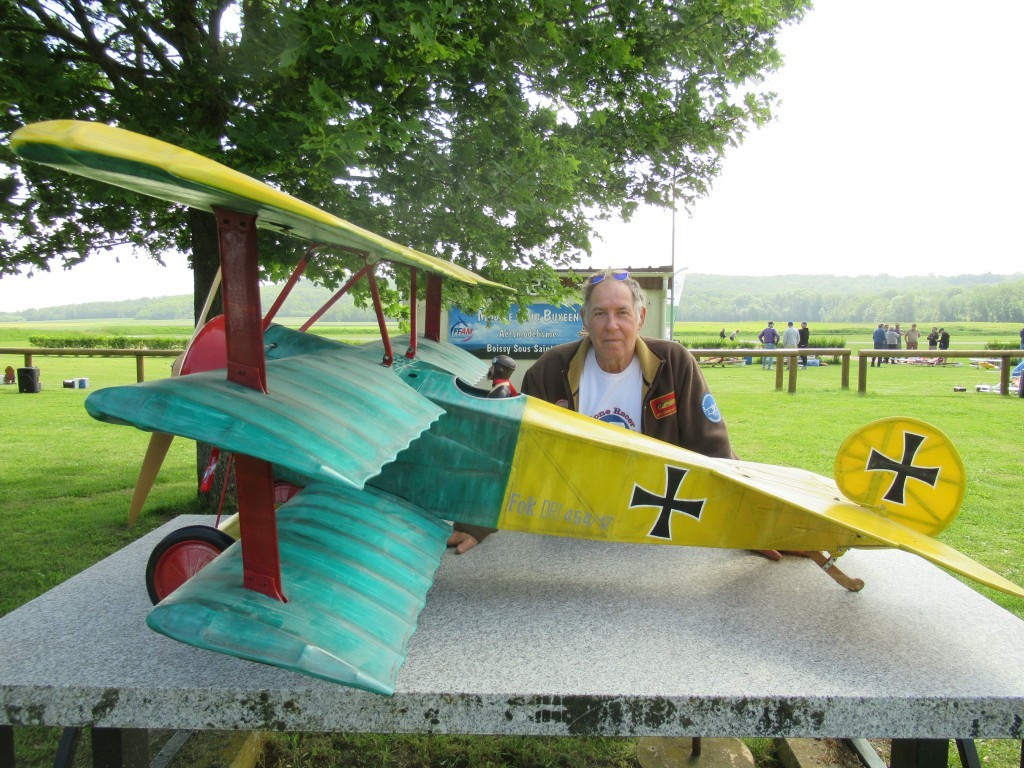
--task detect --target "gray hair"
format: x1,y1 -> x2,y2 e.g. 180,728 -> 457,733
581,269 -> 647,320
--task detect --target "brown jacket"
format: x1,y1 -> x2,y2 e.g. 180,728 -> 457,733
520,336 -> 737,459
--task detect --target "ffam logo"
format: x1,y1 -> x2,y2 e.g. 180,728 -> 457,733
449,315 -> 474,343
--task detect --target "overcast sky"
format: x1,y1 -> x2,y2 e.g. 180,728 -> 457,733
591,0 -> 1024,278
3,0 -> 1022,312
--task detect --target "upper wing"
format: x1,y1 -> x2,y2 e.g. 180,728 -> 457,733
85,345 -> 443,490
148,482 -> 452,693
10,120 -> 506,290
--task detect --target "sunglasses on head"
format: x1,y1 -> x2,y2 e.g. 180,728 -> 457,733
588,270 -> 629,285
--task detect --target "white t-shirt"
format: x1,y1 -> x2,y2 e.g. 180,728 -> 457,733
578,348 -> 643,431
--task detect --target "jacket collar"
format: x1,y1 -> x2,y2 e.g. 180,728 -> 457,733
567,336 -> 662,409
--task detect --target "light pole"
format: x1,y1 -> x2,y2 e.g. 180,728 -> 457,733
667,154 -> 687,339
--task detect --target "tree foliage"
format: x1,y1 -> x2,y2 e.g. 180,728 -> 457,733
1,0 -> 809,318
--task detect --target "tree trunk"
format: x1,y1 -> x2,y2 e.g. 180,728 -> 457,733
188,208 -> 236,513
190,208 -> 222,321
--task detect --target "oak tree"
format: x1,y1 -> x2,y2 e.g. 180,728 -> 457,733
1,0 -> 809,316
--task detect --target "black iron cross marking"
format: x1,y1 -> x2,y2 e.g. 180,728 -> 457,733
865,431 -> 940,504
629,466 -> 705,539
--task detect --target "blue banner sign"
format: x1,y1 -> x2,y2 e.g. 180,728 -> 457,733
448,303 -> 584,354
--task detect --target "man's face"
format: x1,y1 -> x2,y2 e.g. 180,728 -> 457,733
584,279 -> 645,372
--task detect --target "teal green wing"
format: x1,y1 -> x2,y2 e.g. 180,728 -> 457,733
147,482 -> 451,693
85,346 -> 443,489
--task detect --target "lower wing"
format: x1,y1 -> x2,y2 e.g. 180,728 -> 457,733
147,482 -> 452,694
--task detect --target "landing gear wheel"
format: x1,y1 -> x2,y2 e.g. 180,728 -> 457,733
146,525 -> 234,604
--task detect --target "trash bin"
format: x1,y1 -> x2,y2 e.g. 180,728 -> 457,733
18,366 -> 41,393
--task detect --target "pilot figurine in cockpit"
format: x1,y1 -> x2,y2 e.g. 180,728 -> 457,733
486,354 -> 518,398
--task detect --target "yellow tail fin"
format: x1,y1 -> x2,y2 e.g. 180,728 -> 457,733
833,417 -> 965,537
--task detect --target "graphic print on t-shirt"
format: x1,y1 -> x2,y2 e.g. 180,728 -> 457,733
579,349 -> 642,431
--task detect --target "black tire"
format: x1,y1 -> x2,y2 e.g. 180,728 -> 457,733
145,525 -> 234,604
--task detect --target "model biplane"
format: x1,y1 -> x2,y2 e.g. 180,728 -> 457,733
11,120 -> 1023,696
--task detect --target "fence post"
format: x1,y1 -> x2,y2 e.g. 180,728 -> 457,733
857,355 -> 868,394
136,354 -> 146,383
840,352 -> 850,390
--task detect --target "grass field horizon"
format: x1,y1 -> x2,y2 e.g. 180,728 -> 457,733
1,320 -> 1021,767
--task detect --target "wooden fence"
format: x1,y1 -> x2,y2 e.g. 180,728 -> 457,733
0,347 -> 181,383
852,348 -> 1022,396
689,348 -> 851,394
4,345 -> 1021,395
688,347 -> 1023,396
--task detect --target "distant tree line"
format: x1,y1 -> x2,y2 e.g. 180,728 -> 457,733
674,273 -> 1024,323
0,282 -> 379,323
5,273 -> 1023,325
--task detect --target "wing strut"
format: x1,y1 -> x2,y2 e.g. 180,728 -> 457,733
425,273 -> 442,341
299,262 -> 373,332
367,268 -> 393,366
263,245 -> 313,328
406,268 -> 418,359
214,206 -> 286,602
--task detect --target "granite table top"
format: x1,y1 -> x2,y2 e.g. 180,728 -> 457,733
2,515 -> 1022,739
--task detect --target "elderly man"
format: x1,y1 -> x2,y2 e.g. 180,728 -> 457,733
519,269 -> 734,451
449,269 -> 777,559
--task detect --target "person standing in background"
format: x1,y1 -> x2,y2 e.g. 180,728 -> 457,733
797,321 -> 810,367
781,321 -> 801,370
884,323 -> 899,363
871,323 -> 886,367
905,323 -> 920,350
758,321 -> 780,369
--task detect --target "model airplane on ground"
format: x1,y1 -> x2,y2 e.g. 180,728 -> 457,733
11,120 -> 1023,695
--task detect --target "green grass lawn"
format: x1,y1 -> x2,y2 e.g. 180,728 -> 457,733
1,322 -> 1021,767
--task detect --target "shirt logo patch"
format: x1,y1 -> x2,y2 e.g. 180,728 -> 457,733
651,392 -> 677,420
555,398 -> 570,409
701,392 -> 722,423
